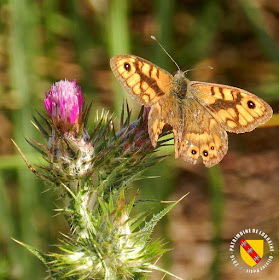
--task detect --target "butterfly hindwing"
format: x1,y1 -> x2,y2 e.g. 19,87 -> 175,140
174,99 -> 228,167
147,93 -> 183,148
148,103 -> 166,147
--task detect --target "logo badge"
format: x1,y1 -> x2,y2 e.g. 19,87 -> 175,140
240,240 -> 264,267
229,228 -> 274,274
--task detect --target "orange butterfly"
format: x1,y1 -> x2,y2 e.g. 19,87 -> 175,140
110,41 -> 272,167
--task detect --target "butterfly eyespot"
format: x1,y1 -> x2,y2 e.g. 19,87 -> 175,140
211,146 -> 214,150
247,100 -> 256,109
203,150 -> 208,157
124,62 -> 131,72
191,149 -> 197,155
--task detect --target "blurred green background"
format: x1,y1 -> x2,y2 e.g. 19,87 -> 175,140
0,0 -> 279,279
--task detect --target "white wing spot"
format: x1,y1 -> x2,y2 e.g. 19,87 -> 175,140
193,110 -> 201,120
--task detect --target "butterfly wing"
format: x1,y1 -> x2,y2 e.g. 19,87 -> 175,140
142,81 -> 229,167
189,81 -> 273,133
110,55 -> 173,106
148,103 -> 167,147
174,99 -> 228,167
148,94 -> 181,147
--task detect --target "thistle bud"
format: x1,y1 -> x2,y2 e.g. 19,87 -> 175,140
44,80 -> 83,134
43,80 -> 94,184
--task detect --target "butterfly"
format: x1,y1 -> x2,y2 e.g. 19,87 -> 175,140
110,55 -> 273,167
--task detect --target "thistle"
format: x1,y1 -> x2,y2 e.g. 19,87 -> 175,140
14,80 -> 184,280
44,79 -> 83,133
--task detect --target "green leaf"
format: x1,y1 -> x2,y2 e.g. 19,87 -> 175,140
141,194 -> 189,240
148,263 -> 184,280
11,238 -> 49,265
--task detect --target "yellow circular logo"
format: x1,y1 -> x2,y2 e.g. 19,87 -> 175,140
229,228 -> 274,273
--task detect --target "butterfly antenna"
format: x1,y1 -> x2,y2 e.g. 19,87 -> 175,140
151,35 -> 180,71
184,66 -> 213,74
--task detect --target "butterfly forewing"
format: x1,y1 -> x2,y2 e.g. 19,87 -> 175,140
189,81 -> 273,133
110,55 -> 173,106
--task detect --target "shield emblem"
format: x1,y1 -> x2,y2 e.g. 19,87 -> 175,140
240,240 -> 264,267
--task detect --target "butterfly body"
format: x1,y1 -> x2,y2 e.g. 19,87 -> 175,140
169,71 -> 190,99
110,55 -> 273,167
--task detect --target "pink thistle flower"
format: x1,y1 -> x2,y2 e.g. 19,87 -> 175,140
44,80 -> 83,132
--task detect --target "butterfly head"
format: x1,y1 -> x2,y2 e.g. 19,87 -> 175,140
172,70 -> 190,99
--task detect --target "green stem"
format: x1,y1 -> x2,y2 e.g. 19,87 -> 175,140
107,0 -> 130,115
178,0 -> 221,66
208,165 -> 224,280
153,0 -> 175,69
0,171 -> 21,274
238,0 -> 279,74
9,0 -> 42,278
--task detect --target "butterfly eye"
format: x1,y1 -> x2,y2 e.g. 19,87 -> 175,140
124,62 -> 131,72
210,146 -> 214,150
247,100 -> 256,109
